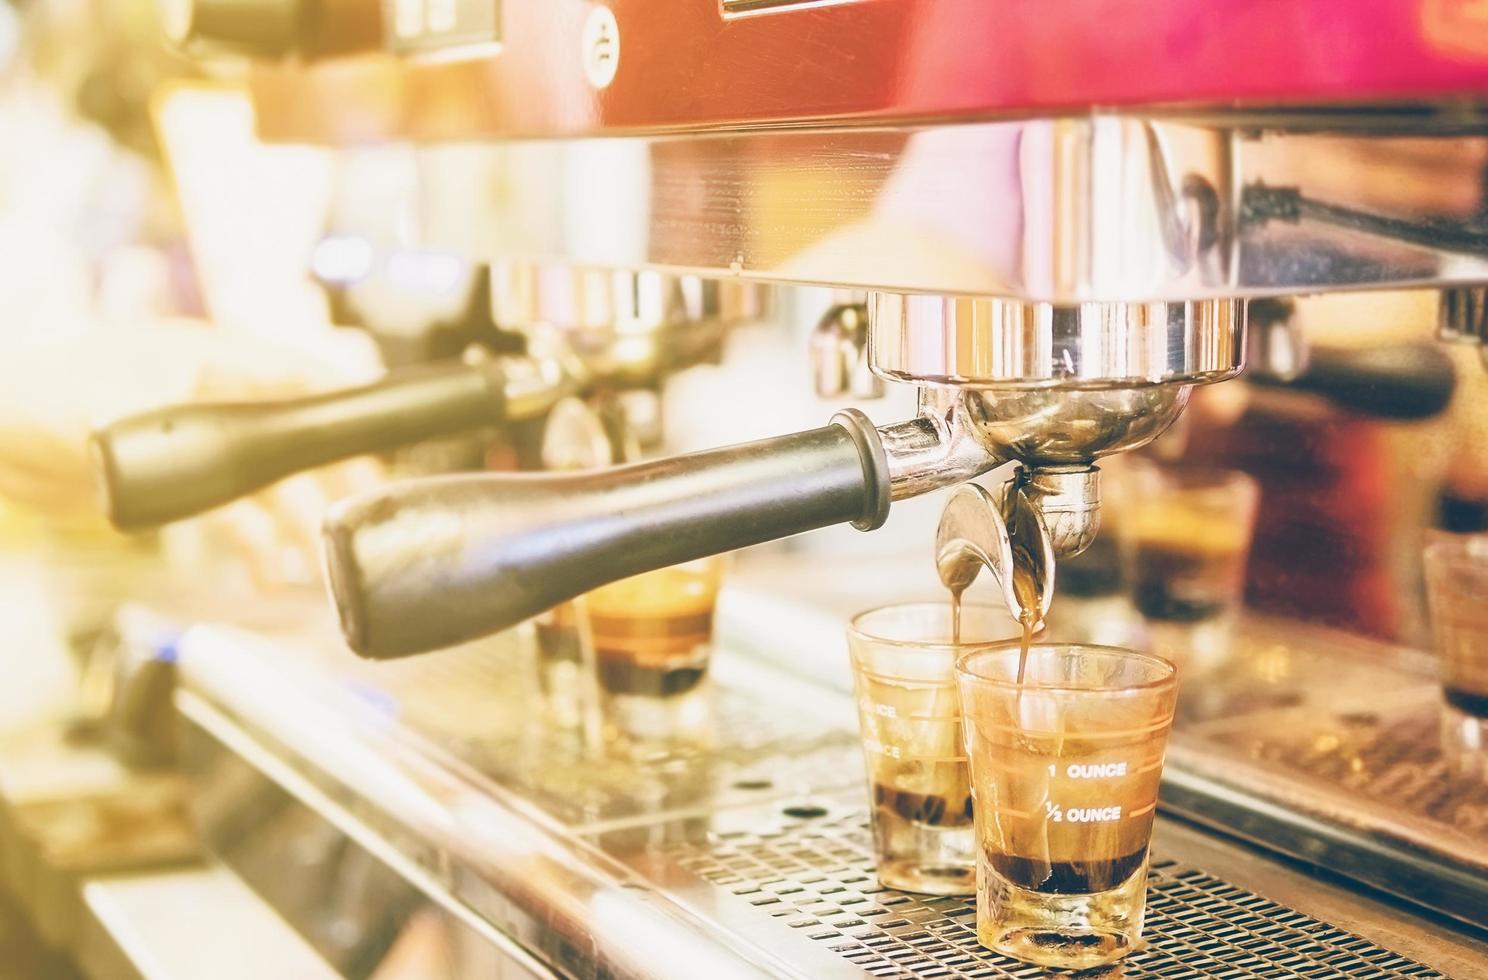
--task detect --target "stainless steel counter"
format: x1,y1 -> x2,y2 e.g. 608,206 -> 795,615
155,600 -> 1488,979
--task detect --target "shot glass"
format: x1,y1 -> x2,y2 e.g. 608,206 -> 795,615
1424,535 -> 1488,769
1128,465 -> 1259,674
533,601 -> 585,730
957,642 -> 1178,970
847,602 -> 1019,895
584,557 -> 726,746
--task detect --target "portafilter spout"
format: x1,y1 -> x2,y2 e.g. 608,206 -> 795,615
936,481 -> 1055,629
930,384 -> 1190,630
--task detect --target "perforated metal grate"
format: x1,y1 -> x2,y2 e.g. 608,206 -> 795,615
1204,706 -> 1488,839
670,812 -> 1444,979
350,637 -> 864,829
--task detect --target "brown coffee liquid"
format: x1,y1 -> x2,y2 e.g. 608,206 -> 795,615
586,566 -> 717,698
1132,542 -> 1229,622
950,587 -> 964,646
874,783 -> 975,828
1130,511 -> 1246,622
597,660 -> 707,697
949,584 -> 1034,684
1016,612 -> 1035,686
1012,564 -> 1041,685
989,847 -> 1148,894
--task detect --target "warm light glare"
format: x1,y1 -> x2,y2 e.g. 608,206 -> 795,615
310,235 -> 376,284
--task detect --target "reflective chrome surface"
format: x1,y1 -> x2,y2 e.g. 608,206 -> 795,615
1165,617 -> 1488,931
876,395 -> 995,503
810,298 -> 881,400
869,293 -> 1244,388
279,122 -> 1488,303
958,383 -> 1193,466
490,264 -> 687,334
1018,465 -> 1102,559
490,263 -> 765,387
244,1 -> 1488,139
159,601 -> 1488,979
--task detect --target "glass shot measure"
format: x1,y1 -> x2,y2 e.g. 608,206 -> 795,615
1424,535 -> 1488,768
847,603 -> 1019,895
956,642 -> 1178,970
1426,535 -> 1488,716
584,556 -> 726,747
1128,464 -> 1258,674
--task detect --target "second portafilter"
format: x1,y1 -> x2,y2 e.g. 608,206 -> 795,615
321,292 -> 1244,659
91,269 -> 767,531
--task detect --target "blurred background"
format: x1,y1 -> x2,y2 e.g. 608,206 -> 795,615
2,1 -> 1488,976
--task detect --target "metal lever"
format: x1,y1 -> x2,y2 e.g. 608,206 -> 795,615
323,410 -> 893,659
1248,343 -> 1457,421
92,357 -> 561,530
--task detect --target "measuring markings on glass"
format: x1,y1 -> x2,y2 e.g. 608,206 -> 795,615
582,5 -> 620,89
1063,760 -> 1128,778
1040,756 -> 1134,822
1044,800 -> 1122,823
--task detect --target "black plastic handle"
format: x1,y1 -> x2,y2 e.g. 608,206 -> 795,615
1249,343 -> 1457,421
322,410 -> 890,660
92,360 -> 507,530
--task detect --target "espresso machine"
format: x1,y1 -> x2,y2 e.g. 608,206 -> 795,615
38,1 -> 1488,976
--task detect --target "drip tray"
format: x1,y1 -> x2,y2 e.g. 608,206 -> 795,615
644,809 -> 1445,979
170,619 -> 1486,979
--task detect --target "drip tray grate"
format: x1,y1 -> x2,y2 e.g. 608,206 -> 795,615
668,812 -> 1443,978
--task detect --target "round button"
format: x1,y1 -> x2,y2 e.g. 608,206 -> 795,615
581,5 -> 620,89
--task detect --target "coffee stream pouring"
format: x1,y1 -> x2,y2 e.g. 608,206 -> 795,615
935,479 -> 1058,633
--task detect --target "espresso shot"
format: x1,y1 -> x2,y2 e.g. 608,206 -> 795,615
1128,464 -> 1258,674
989,847 -> 1149,895
873,783 -> 974,829
583,558 -> 725,746
848,603 -> 1018,896
958,643 -> 1179,971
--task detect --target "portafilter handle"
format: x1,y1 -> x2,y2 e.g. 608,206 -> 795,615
322,410 -> 894,660
92,356 -> 567,530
